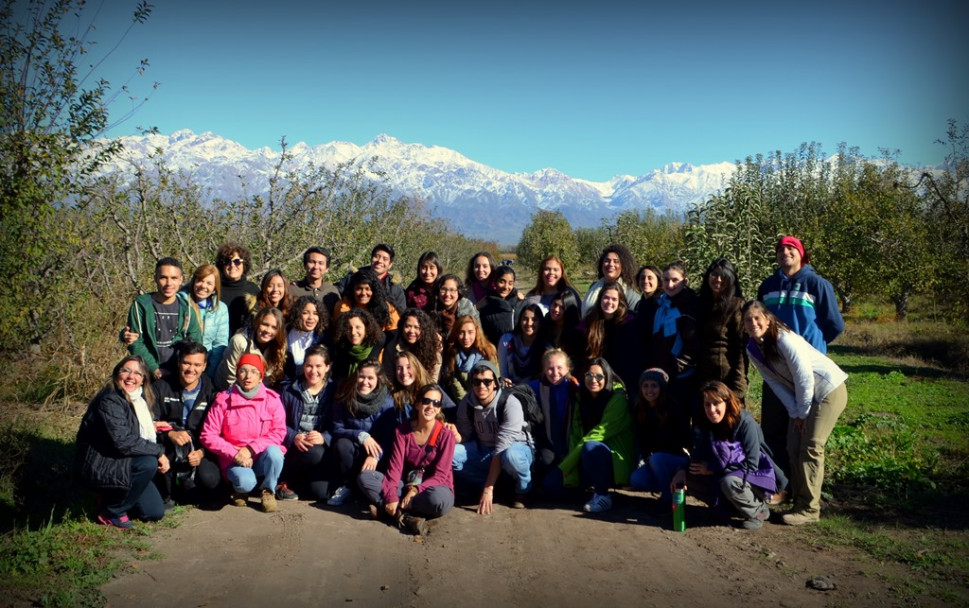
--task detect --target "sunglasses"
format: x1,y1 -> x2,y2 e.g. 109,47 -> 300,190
585,372 -> 605,382
224,258 -> 244,267
471,378 -> 495,387
419,397 -> 442,407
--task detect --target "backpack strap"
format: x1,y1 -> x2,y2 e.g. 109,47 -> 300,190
427,420 -> 444,448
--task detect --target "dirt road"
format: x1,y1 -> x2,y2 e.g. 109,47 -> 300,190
101,491 -> 928,608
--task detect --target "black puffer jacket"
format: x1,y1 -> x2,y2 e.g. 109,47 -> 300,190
75,387 -> 164,490
152,374 -> 218,445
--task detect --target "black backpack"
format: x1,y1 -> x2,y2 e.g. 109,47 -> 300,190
466,384 -> 546,450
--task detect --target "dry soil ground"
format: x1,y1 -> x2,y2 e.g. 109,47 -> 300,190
100,489 -> 949,608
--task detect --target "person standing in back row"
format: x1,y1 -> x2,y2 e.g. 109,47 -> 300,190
216,243 -> 261,335
290,246 -> 340,314
336,244 -> 407,314
126,257 -> 202,380
756,236 -> 843,494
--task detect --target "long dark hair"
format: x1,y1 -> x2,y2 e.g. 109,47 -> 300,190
257,269 -> 294,319
345,267 -> 392,326
250,307 -> 287,381
699,258 -> 743,309
585,282 -> 629,359
333,307 -> 383,351
698,381 -> 743,439
397,308 -> 440,373
465,251 -> 497,288
336,358 -> 390,417
530,255 -> 576,296
409,384 -> 447,423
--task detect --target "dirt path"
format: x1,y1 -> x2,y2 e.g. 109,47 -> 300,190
102,491 -> 933,608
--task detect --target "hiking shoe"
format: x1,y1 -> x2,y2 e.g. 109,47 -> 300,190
162,497 -> 176,513
511,495 -> 527,510
741,518 -> 765,530
326,485 -> 352,506
229,490 -> 248,507
97,512 -> 133,529
260,488 -> 278,513
583,492 -> 613,513
782,510 -> 820,526
399,514 -> 428,536
275,483 -> 299,501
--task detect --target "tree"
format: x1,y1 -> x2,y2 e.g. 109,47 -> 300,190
516,210 -> 579,272
611,208 -> 685,270
0,0 -> 154,349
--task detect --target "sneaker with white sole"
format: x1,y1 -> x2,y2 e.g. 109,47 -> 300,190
275,483 -> 299,501
583,492 -> 613,513
326,485 -> 352,506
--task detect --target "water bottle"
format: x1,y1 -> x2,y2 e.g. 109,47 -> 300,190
672,486 -> 686,532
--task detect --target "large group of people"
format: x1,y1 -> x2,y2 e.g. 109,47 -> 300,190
76,236 -> 848,534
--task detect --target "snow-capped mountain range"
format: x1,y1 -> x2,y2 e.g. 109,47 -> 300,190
102,130 -> 736,244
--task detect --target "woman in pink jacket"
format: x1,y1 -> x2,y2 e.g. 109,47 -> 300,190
201,353 -> 287,513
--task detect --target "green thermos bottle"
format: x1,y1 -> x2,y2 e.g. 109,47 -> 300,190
672,487 -> 686,532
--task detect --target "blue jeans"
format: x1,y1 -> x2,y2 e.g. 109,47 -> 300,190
629,452 -> 690,502
226,445 -> 284,493
452,441 -> 533,494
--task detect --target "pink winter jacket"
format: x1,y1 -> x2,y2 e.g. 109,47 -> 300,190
200,384 -> 287,474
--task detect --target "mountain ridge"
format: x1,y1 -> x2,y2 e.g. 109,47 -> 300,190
100,130 -> 737,245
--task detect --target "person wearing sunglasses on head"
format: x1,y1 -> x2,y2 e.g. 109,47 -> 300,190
451,361 -> 533,514
215,242 -> 260,335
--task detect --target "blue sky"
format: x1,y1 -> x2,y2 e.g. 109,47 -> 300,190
84,0 -> 969,181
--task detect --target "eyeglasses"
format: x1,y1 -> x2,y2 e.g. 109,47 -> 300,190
585,372 -> 605,382
439,288 -> 459,295
471,378 -> 495,387
419,397 -> 442,407
224,258 -> 244,267
119,367 -> 144,378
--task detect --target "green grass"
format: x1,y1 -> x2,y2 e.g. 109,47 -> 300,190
793,515 -> 969,606
741,333 -> 969,604
0,513 -> 157,608
0,407 -> 179,607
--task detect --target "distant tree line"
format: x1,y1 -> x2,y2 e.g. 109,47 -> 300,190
518,127 -> 969,322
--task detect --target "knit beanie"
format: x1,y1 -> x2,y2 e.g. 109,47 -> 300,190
470,360 -> 500,382
639,367 -> 669,391
238,353 -> 265,376
776,236 -> 809,264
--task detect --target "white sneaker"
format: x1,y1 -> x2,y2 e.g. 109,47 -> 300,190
326,485 -> 351,506
583,492 -> 613,513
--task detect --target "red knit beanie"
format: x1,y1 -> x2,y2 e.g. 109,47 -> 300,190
238,353 -> 265,376
776,236 -> 809,264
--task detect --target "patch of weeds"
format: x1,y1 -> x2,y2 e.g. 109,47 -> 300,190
827,414 -> 937,499
0,512 -> 153,608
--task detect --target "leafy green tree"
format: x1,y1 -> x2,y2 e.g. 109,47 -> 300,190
911,120 -> 969,318
0,0 -> 153,349
611,208 -> 685,270
516,210 -> 579,272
